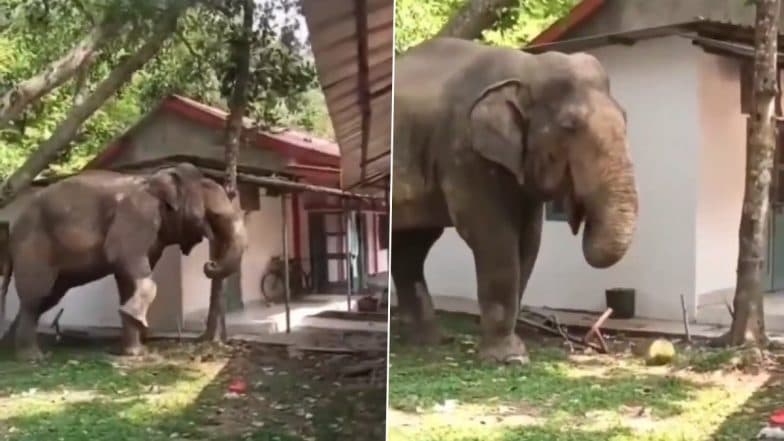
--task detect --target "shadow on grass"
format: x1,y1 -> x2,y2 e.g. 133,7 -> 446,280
0,337 -> 198,397
389,312 -> 701,419
0,338 -> 387,441
708,373 -> 784,441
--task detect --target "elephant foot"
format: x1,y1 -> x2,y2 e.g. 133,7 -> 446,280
16,346 -> 45,363
197,330 -> 227,343
479,333 -> 530,365
112,343 -> 148,357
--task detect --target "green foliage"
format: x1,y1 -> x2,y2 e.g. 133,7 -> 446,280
395,0 -> 578,53
394,0 -> 465,53
0,0 -> 331,180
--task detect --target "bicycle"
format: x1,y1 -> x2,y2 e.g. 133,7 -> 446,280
260,256 -> 312,303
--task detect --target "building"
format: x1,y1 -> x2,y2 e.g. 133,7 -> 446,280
0,95 -> 388,332
302,0 -> 394,296
417,0 -> 784,326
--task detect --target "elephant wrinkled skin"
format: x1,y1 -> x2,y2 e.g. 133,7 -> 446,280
392,38 -> 638,364
0,163 -> 247,361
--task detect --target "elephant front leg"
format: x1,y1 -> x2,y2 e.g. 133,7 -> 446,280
115,263 -> 156,357
518,203 -> 544,306
472,241 -> 528,365
391,228 -> 445,345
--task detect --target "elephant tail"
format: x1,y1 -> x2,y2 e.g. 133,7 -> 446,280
0,258 -> 12,336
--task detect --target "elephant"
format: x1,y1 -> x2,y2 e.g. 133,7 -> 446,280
391,37 -> 638,364
0,162 -> 248,361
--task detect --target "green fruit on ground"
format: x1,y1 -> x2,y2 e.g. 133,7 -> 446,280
644,338 -> 676,366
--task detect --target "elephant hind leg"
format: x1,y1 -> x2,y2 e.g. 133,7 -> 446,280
13,276 -> 67,362
391,227 -> 445,345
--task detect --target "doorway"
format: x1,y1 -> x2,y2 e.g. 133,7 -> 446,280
766,118 -> 784,291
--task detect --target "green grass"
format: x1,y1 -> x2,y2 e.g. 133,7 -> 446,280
388,312 -> 782,441
0,340 -> 386,441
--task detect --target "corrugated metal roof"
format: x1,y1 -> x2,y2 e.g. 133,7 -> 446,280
301,0 -> 393,194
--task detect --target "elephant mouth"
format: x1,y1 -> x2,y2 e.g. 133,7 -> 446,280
561,169 -> 585,236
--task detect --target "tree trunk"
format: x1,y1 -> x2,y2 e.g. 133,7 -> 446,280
0,5 -> 188,209
201,0 -> 253,342
727,0 -> 780,346
437,0 -> 518,40
0,16 -> 125,130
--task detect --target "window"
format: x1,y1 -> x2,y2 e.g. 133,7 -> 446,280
377,213 -> 389,250
545,200 -> 568,222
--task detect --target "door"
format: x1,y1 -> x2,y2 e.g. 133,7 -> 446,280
353,212 -> 367,290
308,212 -> 328,292
766,118 -> 784,291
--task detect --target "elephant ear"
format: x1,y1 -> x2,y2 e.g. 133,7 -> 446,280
147,169 -> 179,211
167,163 -> 206,222
468,79 -> 531,186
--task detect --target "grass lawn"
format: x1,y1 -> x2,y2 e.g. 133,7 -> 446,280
388,311 -> 784,441
0,337 -> 386,441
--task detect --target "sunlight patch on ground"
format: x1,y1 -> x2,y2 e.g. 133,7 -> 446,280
389,312 -> 779,441
0,350 -> 229,441
118,361 -> 226,423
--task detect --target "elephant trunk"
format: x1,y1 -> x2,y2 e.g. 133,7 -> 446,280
203,215 -> 248,279
579,154 -> 638,269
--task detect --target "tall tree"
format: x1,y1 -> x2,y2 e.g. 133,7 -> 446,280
727,0 -> 781,346
200,0 -> 253,342
0,1 -> 192,208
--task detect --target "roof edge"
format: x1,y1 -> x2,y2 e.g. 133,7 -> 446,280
527,0 -> 606,47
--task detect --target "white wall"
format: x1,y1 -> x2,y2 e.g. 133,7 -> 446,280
421,36 -> 703,321
694,52 -> 746,303
181,192 -> 289,317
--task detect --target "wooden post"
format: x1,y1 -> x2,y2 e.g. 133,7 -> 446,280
282,194 -> 291,333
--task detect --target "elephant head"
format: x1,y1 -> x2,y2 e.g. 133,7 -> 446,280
147,163 -> 248,279
468,52 -> 638,268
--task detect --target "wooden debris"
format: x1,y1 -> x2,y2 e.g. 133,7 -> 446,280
583,308 -> 612,353
550,314 -> 574,353
50,308 -> 64,341
680,294 -> 691,343
517,310 -> 605,353
340,358 -> 386,377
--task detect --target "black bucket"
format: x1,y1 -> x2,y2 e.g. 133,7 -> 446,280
605,288 -> 635,319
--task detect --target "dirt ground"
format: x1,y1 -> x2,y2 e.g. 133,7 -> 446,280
0,335 -> 387,441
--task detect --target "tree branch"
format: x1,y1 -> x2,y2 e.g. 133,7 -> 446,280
437,0 -> 518,40
0,14 -> 127,130
71,0 -> 95,24
0,2 -> 192,208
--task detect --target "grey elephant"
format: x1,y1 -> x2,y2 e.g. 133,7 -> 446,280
392,37 -> 638,364
0,162 -> 247,361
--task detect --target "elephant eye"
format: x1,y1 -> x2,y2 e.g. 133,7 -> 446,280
557,109 -> 583,134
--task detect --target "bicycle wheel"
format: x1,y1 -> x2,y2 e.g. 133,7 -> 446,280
261,271 -> 285,302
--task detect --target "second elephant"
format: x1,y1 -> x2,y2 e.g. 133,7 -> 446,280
0,162 -> 248,361
392,38 -> 639,364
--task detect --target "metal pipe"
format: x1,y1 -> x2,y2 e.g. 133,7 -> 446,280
282,194 -> 291,333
